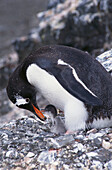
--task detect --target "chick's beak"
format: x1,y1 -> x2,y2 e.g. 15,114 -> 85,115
32,104 -> 46,121
41,109 -> 46,112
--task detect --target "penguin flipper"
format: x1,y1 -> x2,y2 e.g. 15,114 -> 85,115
51,65 -> 102,106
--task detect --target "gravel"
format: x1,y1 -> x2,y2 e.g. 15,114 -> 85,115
0,116 -> 112,169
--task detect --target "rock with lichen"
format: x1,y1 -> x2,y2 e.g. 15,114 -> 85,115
38,0 -> 112,52
13,0 -> 112,61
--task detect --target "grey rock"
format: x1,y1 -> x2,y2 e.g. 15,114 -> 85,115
26,152 -> 35,158
76,162 -> 84,168
0,53 -> 18,116
86,151 -> 98,158
37,0 -> 112,54
5,150 -> 18,159
105,160 -> 112,170
96,148 -> 112,162
102,139 -> 111,150
94,137 -> 102,147
96,49 -> 112,73
47,0 -> 65,9
46,134 -> 74,149
91,160 -> 103,170
72,145 -> 78,154
77,143 -> 85,152
12,35 -> 41,63
12,0 -> 112,61
0,53 -> 18,90
75,134 -> 84,140
37,150 -> 57,163
87,132 -> 104,140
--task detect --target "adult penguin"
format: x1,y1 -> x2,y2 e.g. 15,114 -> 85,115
7,45 -> 112,130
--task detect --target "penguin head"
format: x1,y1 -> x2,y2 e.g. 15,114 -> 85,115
6,68 -> 46,121
44,105 -> 57,118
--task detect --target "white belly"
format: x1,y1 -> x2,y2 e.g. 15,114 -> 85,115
26,64 -> 72,109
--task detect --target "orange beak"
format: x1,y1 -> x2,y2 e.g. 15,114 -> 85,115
32,104 -> 46,120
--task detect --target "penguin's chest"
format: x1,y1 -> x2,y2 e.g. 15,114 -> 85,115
26,64 -> 72,109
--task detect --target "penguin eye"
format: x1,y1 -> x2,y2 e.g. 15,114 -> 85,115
26,98 -> 30,103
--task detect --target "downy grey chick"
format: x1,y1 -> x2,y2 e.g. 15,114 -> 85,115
45,105 -> 67,134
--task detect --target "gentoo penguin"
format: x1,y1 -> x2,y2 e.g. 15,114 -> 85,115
44,105 -> 67,134
7,45 -> 112,131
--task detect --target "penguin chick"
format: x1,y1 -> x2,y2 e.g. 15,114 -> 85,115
45,105 -> 67,134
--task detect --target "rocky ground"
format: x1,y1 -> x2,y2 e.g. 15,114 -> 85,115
0,115 -> 112,170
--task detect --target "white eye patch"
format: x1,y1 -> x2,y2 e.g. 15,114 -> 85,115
15,95 -> 29,106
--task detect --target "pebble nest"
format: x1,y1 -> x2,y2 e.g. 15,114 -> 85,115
0,115 -> 112,170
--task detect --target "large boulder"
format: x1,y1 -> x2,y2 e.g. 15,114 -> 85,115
13,0 -> 112,61
38,0 -> 112,53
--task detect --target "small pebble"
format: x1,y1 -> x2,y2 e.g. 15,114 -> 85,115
86,152 -> 98,158
24,157 -> 32,164
26,152 -> 35,158
88,132 -> 104,140
102,140 -> 111,150
37,150 -> 57,163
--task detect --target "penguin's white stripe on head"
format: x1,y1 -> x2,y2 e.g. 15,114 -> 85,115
15,95 -> 28,106
57,59 -> 97,97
